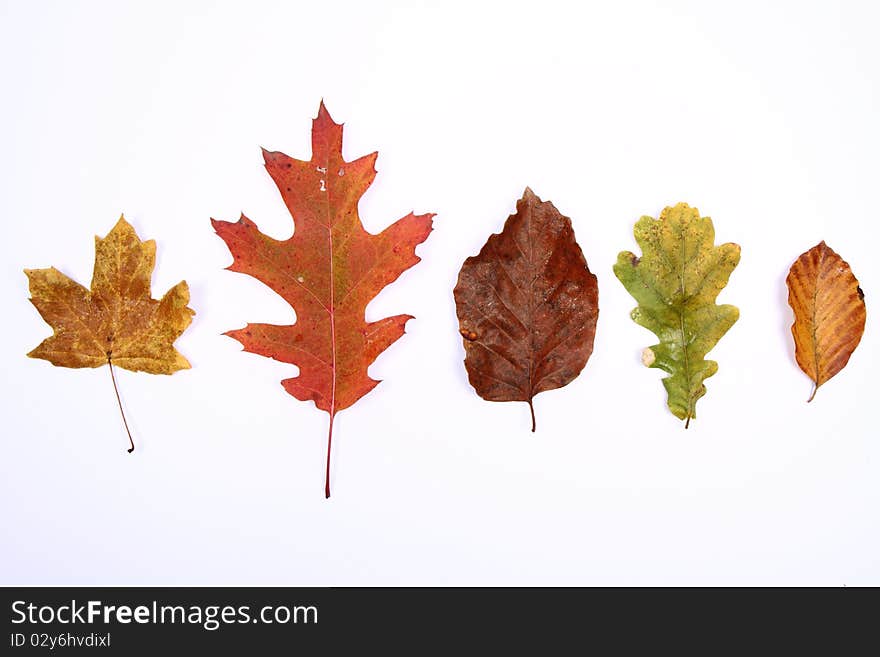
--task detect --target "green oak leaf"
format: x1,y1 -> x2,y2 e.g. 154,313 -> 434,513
613,203 -> 740,427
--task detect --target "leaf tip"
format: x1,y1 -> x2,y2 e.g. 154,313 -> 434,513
260,148 -> 282,167
520,186 -> 542,206
221,329 -> 244,345
111,213 -> 135,233
315,99 -> 337,126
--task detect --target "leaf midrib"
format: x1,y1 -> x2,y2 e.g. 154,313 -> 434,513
678,225 -> 693,421
809,247 -> 825,385
323,155 -> 338,418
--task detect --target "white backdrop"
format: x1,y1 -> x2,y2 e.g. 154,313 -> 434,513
1,0 -> 878,585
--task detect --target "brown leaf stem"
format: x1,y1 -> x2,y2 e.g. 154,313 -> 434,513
325,412 -> 335,498
108,358 -> 135,453
528,398 -> 536,432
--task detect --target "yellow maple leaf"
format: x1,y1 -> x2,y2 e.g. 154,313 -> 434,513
25,216 -> 194,450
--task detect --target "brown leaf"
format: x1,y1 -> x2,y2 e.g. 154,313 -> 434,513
453,188 -> 599,431
786,241 -> 866,401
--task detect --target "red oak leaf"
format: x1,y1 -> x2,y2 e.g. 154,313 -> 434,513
212,102 -> 434,498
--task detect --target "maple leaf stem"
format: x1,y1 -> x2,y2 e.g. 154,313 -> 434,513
807,382 -> 818,403
108,359 -> 135,453
685,414 -> 691,429
325,412 -> 335,498
528,398 -> 536,433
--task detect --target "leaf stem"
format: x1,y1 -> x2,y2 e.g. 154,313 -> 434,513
807,382 -> 817,403
325,412 -> 335,498
108,359 -> 134,453
528,398 -> 536,433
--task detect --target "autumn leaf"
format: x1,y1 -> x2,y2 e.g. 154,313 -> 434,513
25,216 -> 194,451
212,102 -> 434,498
786,241 -> 866,401
453,188 -> 599,431
613,203 -> 740,427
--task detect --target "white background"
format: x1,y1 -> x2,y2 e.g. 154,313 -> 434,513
1,0 -> 878,585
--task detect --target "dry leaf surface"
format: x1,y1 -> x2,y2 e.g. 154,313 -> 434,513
786,241 -> 866,401
213,102 -> 433,497
454,188 -> 598,430
26,216 -> 192,374
613,203 -> 739,427
26,216 -> 193,451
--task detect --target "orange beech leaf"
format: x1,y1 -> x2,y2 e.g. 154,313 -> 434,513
212,102 -> 434,498
453,188 -> 598,431
786,241 -> 866,402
